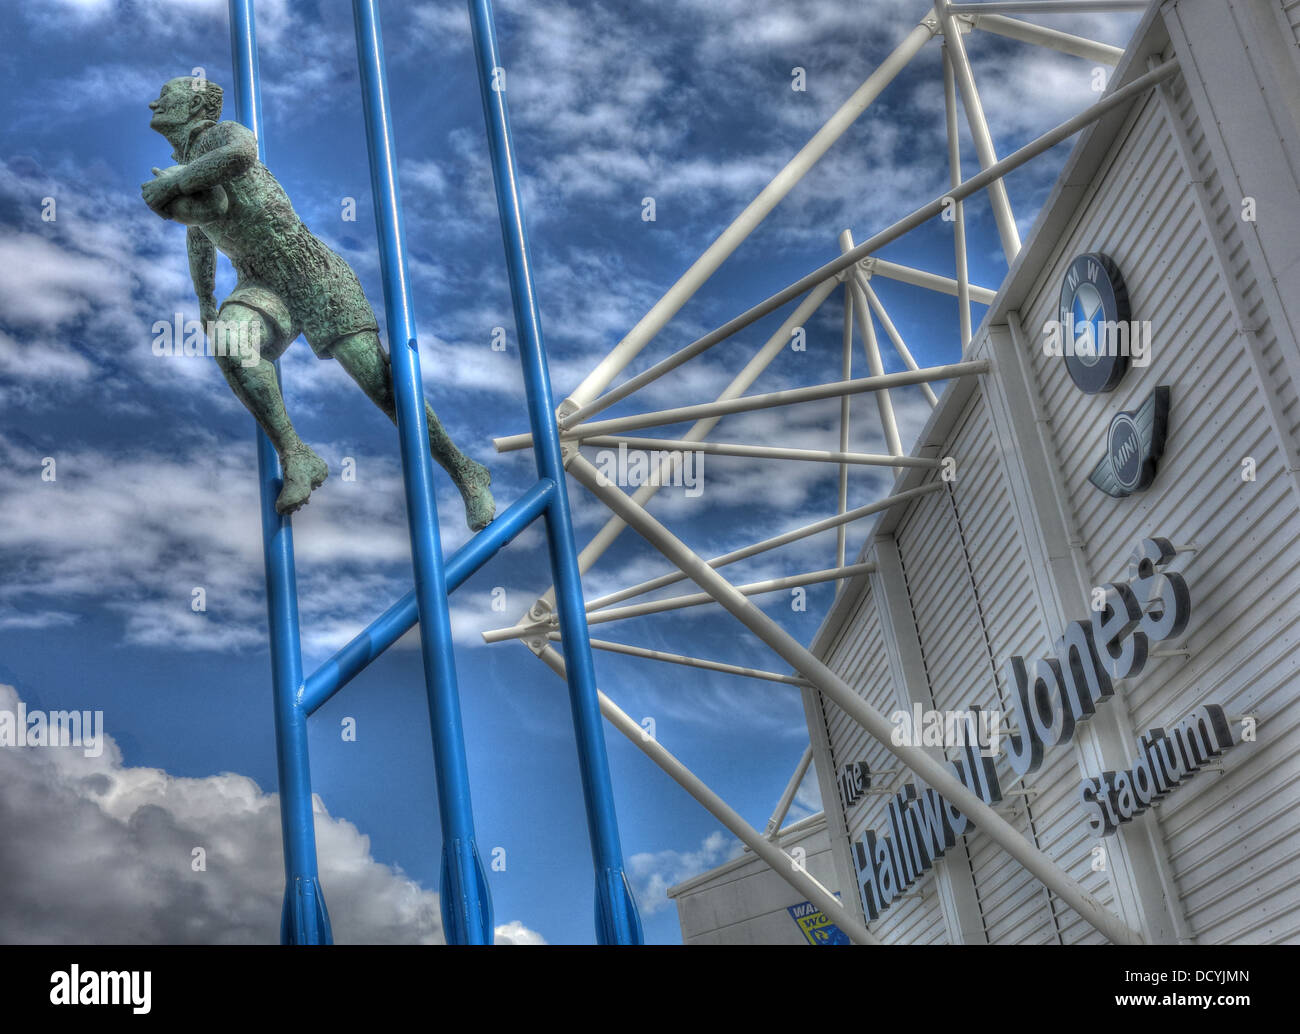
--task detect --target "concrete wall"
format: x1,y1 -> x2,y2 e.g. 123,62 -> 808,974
667,815 -> 849,945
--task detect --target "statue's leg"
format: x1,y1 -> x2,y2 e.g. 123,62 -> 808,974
330,331 -> 496,531
213,303 -> 328,515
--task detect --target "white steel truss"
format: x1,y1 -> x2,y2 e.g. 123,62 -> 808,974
483,0 -> 1170,945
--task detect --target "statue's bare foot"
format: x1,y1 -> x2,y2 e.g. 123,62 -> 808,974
460,459 -> 495,532
276,448 -> 329,515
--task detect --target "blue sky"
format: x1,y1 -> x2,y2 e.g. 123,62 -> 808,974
0,0 -> 1141,944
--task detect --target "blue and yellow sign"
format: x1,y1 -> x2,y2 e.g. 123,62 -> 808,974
787,900 -> 850,945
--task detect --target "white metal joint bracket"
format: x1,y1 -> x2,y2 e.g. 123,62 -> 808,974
556,397 -> 580,429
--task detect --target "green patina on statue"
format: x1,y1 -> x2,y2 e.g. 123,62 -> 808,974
142,76 -> 495,529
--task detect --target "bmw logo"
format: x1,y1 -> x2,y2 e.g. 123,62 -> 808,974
1058,252 -> 1131,394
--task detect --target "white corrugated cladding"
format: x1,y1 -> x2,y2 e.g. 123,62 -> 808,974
1153,61 -> 1300,945
888,396 -> 1113,944
1286,0 -> 1300,43
888,448 -> 1039,943
891,450 -> 1037,943
1222,0 -> 1300,452
816,584 -> 949,942
948,391 -> 1116,945
1019,64 -> 1300,945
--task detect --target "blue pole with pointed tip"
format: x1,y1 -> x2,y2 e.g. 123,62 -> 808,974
228,0 -> 332,945
351,0 -> 493,945
466,0 -> 644,944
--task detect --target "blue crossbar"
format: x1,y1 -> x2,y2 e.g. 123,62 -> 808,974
299,477 -> 556,716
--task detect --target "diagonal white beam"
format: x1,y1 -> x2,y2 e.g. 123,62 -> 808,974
532,642 -> 879,943
766,745 -> 815,839
842,231 -> 903,463
837,282 -> 853,572
552,633 -> 810,687
561,278 -> 838,431
971,13 -> 1124,65
566,452 -> 1145,945
584,483 -> 945,612
867,257 -> 997,304
564,17 -> 940,411
935,0 -> 1022,263
943,43 -> 975,352
586,564 -> 873,624
858,278 -> 941,407
484,563 -> 874,643
577,435 -> 939,468
498,362 -> 987,452
948,1 -> 1149,12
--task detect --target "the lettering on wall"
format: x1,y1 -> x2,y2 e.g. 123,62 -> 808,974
845,538 -> 1241,923
1080,705 -> 1237,836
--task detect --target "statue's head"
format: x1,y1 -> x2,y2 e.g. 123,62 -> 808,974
149,76 -> 223,135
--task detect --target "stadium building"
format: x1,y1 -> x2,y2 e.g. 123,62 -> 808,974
669,0 -> 1300,945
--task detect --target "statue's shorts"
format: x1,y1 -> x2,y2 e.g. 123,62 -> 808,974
220,245 -> 381,361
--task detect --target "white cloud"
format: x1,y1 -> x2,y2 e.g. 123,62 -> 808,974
0,609 -> 78,630
627,830 -> 744,915
29,0 -> 296,48
493,919 -> 548,945
0,681 -> 547,943
0,233 -> 131,330
0,681 -> 428,942
0,330 -> 93,384
0,434 -> 497,657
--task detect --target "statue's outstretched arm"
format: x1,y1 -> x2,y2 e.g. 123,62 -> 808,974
187,226 -> 217,326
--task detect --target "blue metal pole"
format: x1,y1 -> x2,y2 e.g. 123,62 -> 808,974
351,0 -> 493,945
466,0 -> 644,944
227,0 -> 332,945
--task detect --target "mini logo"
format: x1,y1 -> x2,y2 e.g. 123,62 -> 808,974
1089,386 -> 1170,497
1058,252 -> 1131,394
